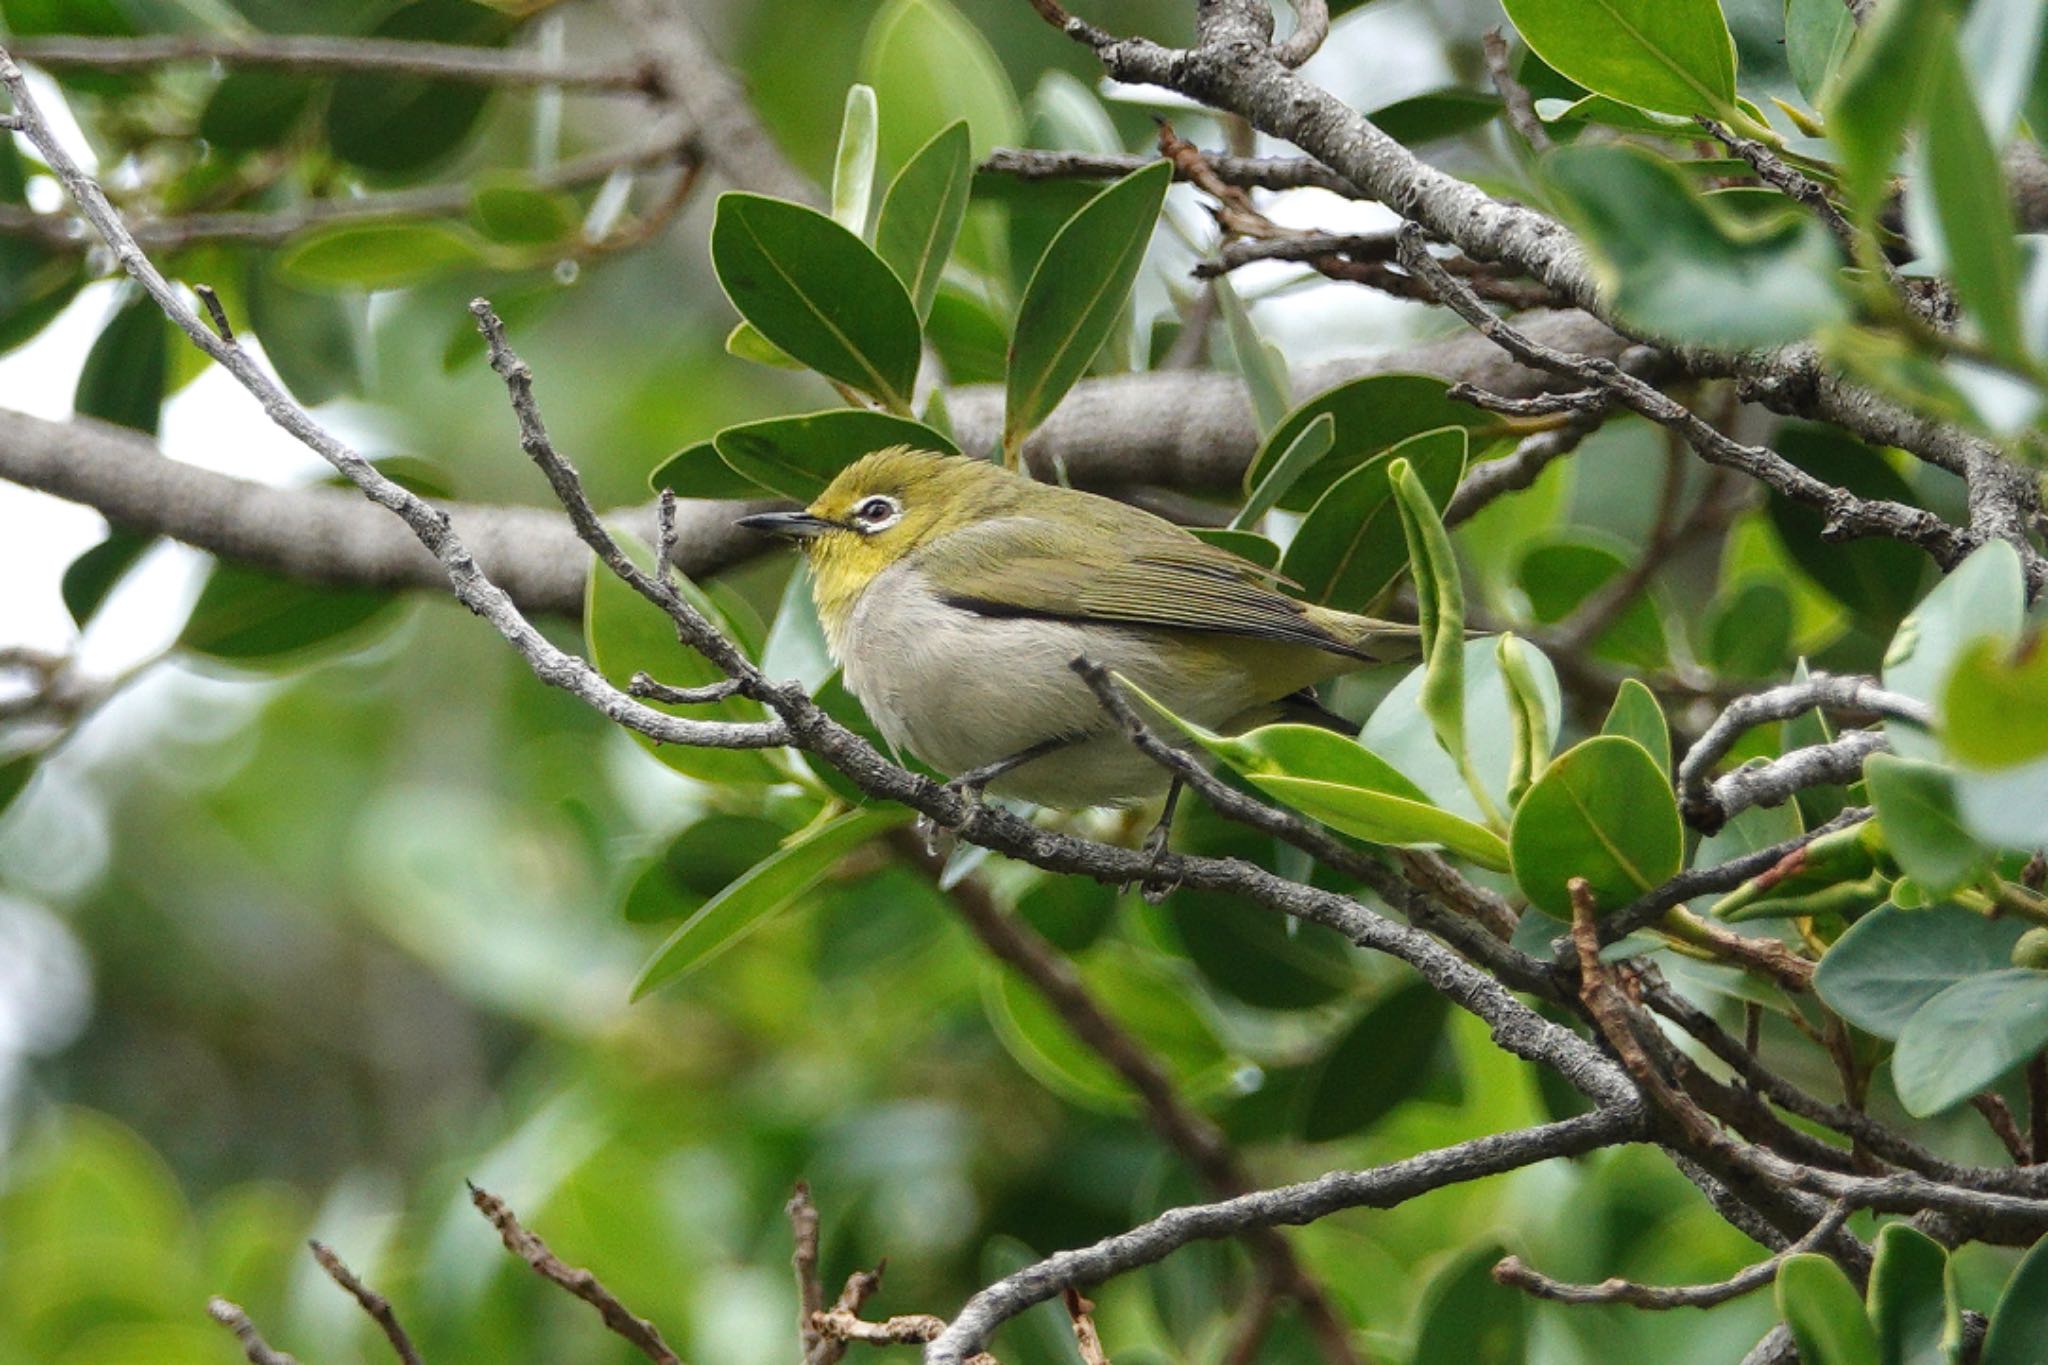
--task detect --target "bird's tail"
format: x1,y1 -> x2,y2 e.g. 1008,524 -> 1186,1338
1306,606 -> 1425,662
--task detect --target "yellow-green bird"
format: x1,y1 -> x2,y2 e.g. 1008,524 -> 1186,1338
738,447 -> 1417,810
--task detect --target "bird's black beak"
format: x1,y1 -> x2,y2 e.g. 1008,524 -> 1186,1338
736,510 -> 835,540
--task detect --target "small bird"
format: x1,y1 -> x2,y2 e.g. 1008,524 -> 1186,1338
738,447 -> 1417,811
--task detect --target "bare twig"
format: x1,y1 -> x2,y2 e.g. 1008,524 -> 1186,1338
1482,28 -> 1551,151
308,1241 -> 424,1365
8,32 -> 657,91
1494,1201 -> 1852,1309
1272,0 -> 1330,66
193,284 -> 235,344
982,146 -> 1359,195
789,1184 -> 825,1362
1974,1094 -> 2033,1166
1064,1288 -> 1113,1365
468,1182 -> 684,1365
207,1299 -> 303,1365
1443,407 -> 1610,526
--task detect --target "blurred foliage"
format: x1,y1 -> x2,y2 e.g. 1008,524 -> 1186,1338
5,0 -> 2048,1363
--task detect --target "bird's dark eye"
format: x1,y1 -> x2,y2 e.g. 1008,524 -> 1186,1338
852,495 -> 901,528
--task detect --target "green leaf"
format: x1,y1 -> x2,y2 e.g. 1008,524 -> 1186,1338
75,290 -> 168,434
1944,634 -> 2048,770
1214,276 -> 1289,435
1921,37 -> 2027,365
584,532 -> 786,785
1705,578 -> 1795,678
61,529 -> 155,628
711,409 -> 958,502
324,0 -> 514,175
1016,875 -> 1116,954
278,220 -> 492,291
648,440 -> 770,500
1602,679 -> 1671,780
199,70 -> 316,151
1815,904 -> 2027,1040
1189,528 -> 1281,570
1243,373 -> 1508,512
1412,1240 -> 1530,1365
1510,735 -> 1684,918
0,750 -> 37,817
1980,1233 -> 2048,1365
1544,143 -> 1847,349
1166,887 -> 1353,1011
710,193 -> 923,413
873,121 -> 973,319
1769,424 -> 1930,628
1281,426 -> 1466,609
1865,754 -> 1989,898
1391,456 -> 1473,802
1517,533 -> 1671,670
724,319 -> 805,370
1301,982 -> 1455,1140
831,84 -> 880,235
180,562 -> 403,666
631,807 -> 909,996
1865,1223 -> 1958,1365
1784,0 -> 1858,108
981,945 -> 1232,1113
1826,0 -> 1948,219
1365,637 -> 1563,826
1498,632 -> 1550,805
1003,162 -> 1171,461
926,279 -> 1008,383
1884,539 -> 2024,761
1961,0 -> 2048,141
244,264 -> 365,406
1893,969 -> 2048,1117
1157,716 -> 1511,869
1231,414 -> 1334,531
859,0 -> 1022,171
1778,1253 -> 1881,1365
1366,87 -> 1503,145
1500,0 -> 1736,117
622,814 -> 794,923
469,175 -> 578,247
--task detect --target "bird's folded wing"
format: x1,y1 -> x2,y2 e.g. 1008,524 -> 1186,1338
914,514 -> 1363,655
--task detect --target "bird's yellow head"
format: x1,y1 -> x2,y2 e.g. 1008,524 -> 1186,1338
737,446 -> 1016,625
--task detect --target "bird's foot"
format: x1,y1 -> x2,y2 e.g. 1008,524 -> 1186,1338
1135,816 -> 1181,904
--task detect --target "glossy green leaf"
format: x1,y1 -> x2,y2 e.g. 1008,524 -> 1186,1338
1281,426 -> 1466,609
584,533 -> 786,785
1980,1233 -> 2048,1365
324,0 -> 514,175
469,176 -> 578,247
1769,425 -> 1929,627
180,562 -> 403,666
1412,1240 -> 1530,1365
75,291 -> 168,434
1167,888 -> 1352,1010
1883,539 -> 2025,764
1517,533 -> 1671,670
1231,414 -> 1334,531
831,84 -> 880,235
1499,632 -> 1549,804
631,807 -> 909,997
61,529 -> 154,628
1944,634 -> 2048,770
859,0 -> 1022,171
1602,678 -> 1671,780
711,410 -> 957,502
711,194 -> 922,412
1865,754 -> 1988,898
1922,38 -> 2027,365
873,121 -> 973,318
1893,969 -> 2048,1117
199,70 -> 316,151
1705,578 -> 1795,679
1163,717 -> 1510,869
1510,735 -> 1684,918
1016,875 -> 1116,954
1367,87 -> 1503,145
1188,528 -> 1281,570
1500,0 -> 1736,117
1391,456 -> 1473,802
622,814 -> 794,924
1778,1253 -> 1881,1365
1301,982 -> 1454,1139
1004,162 -> 1171,460
1865,1223 -> 1957,1365
1784,0 -> 1858,108
1364,636 -> 1563,826
724,319 -> 804,370
1815,904 -> 2026,1039
648,440 -> 770,500
1243,372 -> 1508,512
1545,143 -> 1846,349
1215,276 -> 1289,435
926,280 -> 1008,383
278,220 -> 492,291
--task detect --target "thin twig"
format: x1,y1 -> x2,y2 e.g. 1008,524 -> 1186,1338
789,1184 -> 825,1362
1494,1202 -> 1852,1309
981,146 -> 1358,194
1272,0 -> 1331,67
1064,1288 -> 1113,1364
207,1299 -> 304,1365
9,33 -> 657,92
468,1182 -> 684,1365
1974,1094 -> 2032,1166
308,1241 -> 425,1365
193,284 -> 235,344
1482,28 -> 1551,151
1443,407 -> 1611,526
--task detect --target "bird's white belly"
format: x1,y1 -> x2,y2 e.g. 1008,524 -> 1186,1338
829,567 -> 1274,808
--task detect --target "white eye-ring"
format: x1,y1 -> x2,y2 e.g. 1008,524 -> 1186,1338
851,494 -> 903,532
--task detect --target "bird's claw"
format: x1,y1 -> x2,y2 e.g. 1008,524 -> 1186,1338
1128,815 -> 1180,904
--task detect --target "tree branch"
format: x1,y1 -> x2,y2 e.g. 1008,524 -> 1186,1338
8,32 -> 657,91
207,1299 -> 303,1365
308,1241 -> 425,1365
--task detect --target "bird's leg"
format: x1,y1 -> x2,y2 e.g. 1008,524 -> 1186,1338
1132,776 -> 1185,904
918,733 -> 1082,857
